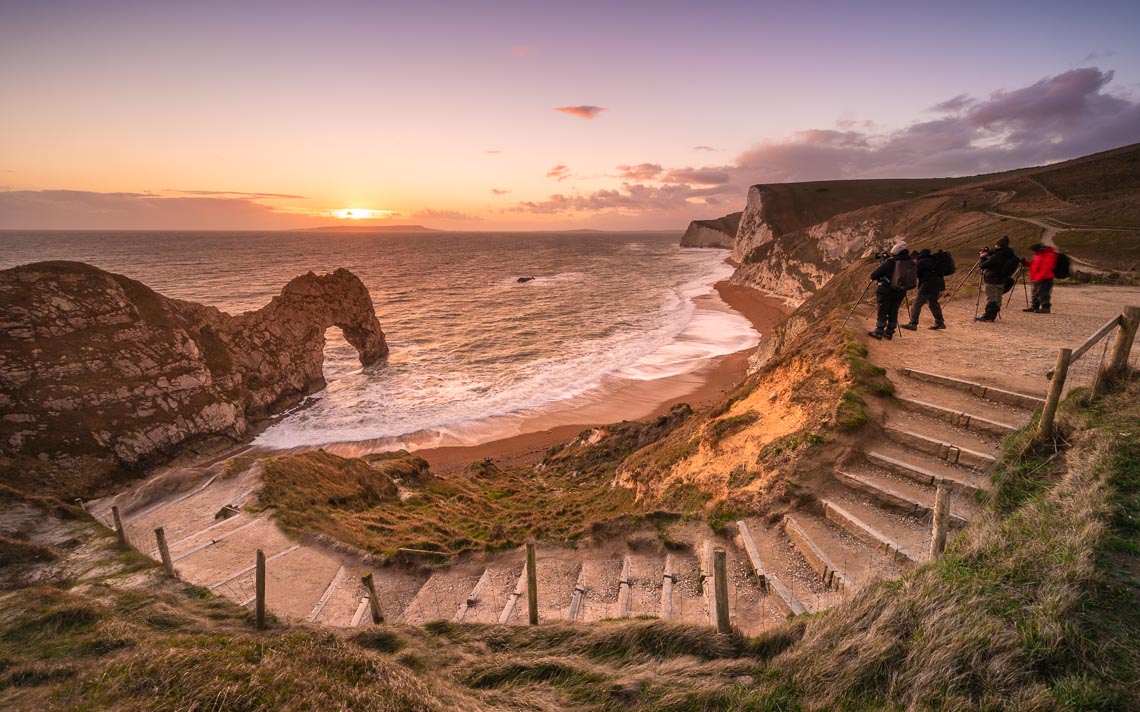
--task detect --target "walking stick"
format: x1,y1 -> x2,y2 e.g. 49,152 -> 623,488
1021,267 -> 1030,307
841,280 -> 874,327
943,260 -> 979,306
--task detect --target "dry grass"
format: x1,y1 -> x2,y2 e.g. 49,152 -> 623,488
3,378 -> 1138,710
258,441 -> 657,557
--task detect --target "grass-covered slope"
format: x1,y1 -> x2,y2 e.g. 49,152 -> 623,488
5,380 -> 1135,711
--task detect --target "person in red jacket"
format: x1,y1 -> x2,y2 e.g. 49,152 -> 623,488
1023,243 -> 1057,314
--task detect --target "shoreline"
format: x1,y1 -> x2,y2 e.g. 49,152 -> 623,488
414,279 -> 790,474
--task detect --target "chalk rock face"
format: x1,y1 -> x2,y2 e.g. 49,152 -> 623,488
0,261 -> 387,489
680,212 -> 741,249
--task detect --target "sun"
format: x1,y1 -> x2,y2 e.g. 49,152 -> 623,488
332,208 -> 389,220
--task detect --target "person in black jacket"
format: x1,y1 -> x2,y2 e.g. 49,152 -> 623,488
867,241 -> 912,340
976,235 -> 1018,322
900,248 -> 945,330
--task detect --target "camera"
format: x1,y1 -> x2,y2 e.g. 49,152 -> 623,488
873,250 -> 892,260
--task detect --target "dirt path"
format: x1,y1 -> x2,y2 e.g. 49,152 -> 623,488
855,283 -> 1140,395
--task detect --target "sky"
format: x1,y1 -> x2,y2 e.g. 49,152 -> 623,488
2,0 -> 1139,231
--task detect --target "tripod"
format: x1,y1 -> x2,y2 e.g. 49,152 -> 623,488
842,280 -> 875,328
943,260 -> 979,306
1004,265 -> 1030,309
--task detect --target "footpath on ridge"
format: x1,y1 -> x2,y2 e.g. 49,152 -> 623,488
81,282 -> 1140,636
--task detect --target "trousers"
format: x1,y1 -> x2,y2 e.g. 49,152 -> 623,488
910,291 -> 944,325
875,290 -> 905,334
1031,279 -> 1053,310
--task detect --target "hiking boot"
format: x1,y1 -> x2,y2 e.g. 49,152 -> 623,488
1039,307 -> 1051,314
867,330 -> 883,340
899,323 -> 918,331
975,316 -> 995,323
1023,307 -> 1039,313
882,332 -> 894,340
929,323 -> 946,330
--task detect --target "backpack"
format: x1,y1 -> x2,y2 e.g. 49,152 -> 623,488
1054,252 -> 1071,279
891,258 -> 918,290
934,250 -> 956,276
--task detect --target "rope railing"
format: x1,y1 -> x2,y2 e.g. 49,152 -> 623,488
1038,305 -> 1140,441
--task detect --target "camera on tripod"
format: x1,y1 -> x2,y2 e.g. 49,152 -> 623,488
872,250 -> 892,260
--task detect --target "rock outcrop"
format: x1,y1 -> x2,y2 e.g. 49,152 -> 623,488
680,212 -> 741,249
0,262 -> 387,494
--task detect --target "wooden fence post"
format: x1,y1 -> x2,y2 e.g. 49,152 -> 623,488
1105,306 -> 1140,385
255,549 -> 266,629
155,527 -> 177,579
713,547 -> 731,634
362,572 -> 385,624
1038,348 -> 1072,442
526,540 -> 539,625
111,505 -> 127,547
929,484 -> 950,560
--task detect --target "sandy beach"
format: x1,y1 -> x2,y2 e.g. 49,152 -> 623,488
418,280 -> 790,473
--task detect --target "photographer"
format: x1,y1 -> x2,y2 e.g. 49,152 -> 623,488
900,248 -> 945,330
867,241 -> 914,340
976,236 -> 1018,323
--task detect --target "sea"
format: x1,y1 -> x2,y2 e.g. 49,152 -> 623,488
0,231 -> 758,452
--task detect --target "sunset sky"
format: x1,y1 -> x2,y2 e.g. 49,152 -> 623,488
2,0 -> 1139,230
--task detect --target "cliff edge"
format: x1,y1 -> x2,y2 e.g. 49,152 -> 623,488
679,211 -> 741,249
0,261 -> 387,495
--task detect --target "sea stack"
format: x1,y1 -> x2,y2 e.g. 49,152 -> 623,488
0,261 -> 387,494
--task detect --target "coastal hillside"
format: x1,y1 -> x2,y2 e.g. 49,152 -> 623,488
0,262 -> 387,498
679,211 -> 741,248
716,142 -> 1140,304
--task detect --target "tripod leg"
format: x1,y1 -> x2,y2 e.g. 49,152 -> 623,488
1022,270 -> 1030,307
944,261 -> 978,306
974,277 -> 984,320
842,280 -> 874,327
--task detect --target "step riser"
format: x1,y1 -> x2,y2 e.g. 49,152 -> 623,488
836,471 -> 968,528
823,501 -> 916,564
885,428 -> 997,470
897,398 -> 1016,437
783,516 -> 851,591
865,451 -> 983,497
899,368 -> 1045,410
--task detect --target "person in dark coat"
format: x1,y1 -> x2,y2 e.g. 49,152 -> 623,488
867,241 -> 912,340
976,235 -> 1018,322
1023,243 -> 1057,313
900,248 -> 945,330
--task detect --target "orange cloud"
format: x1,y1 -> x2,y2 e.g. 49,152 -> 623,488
491,188 -> 511,195
617,163 -> 663,180
546,164 -> 571,181
554,105 -> 606,120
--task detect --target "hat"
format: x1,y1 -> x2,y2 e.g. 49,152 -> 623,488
919,248 -> 932,257
890,240 -> 908,255
997,235 -> 1010,248
1030,243 -> 1045,252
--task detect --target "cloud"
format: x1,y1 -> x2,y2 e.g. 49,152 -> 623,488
732,67 -> 1140,182
617,163 -> 663,180
485,149 -> 502,154
554,105 -> 606,120
693,146 -> 719,152
0,190 -> 315,230
491,188 -> 511,195
546,164 -> 571,181
412,208 -> 483,221
662,166 -> 734,185
167,189 -> 308,200
509,67 -> 1140,221
511,46 -> 533,57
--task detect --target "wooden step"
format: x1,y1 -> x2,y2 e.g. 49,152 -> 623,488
899,368 -> 1045,409
767,575 -> 806,616
735,520 -> 767,590
896,396 -> 1017,437
783,516 -> 853,591
884,426 -> 998,469
698,540 -> 718,626
835,470 -> 967,527
865,448 -> 987,495
821,499 -> 916,564
456,568 -> 492,621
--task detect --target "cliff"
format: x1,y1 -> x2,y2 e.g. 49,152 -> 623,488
719,142 -> 1140,307
0,262 -> 387,495
679,211 -> 741,249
